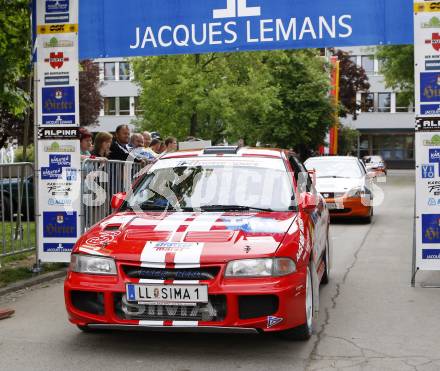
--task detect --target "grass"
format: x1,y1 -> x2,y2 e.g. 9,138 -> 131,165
0,260 -> 66,288
0,222 -> 65,288
0,221 -> 36,257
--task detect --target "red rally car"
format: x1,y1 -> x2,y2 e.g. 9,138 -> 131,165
64,147 -> 331,340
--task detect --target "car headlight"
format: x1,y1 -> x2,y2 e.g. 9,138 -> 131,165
225,258 -> 296,277
70,254 -> 117,275
346,187 -> 365,198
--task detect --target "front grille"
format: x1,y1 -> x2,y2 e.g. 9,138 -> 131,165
330,208 -> 351,214
71,291 -> 104,315
114,294 -> 226,322
238,295 -> 279,319
122,265 -> 220,281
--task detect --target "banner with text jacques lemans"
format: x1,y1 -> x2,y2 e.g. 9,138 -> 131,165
78,0 -> 413,59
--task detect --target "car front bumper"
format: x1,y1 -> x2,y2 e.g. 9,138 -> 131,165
64,262 -> 308,333
325,197 -> 371,218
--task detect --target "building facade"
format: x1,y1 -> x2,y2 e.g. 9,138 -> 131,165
339,46 -> 415,169
93,58 -> 141,133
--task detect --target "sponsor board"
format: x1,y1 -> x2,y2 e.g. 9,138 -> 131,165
422,249 -> 440,259
422,164 -> 436,178
427,180 -> 440,195
43,36 -> 74,48
426,59 -> 440,70
45,0 -> 70,23
43,141 -> 76,153
77,0 -> 412,59
420,104 -> 440,115
415,2 -> 440,13
36,0 -> 78,27
37,24 -> 78,34
43,242 -> 75,253
420,72 -> 440,103
43,211 -> 77,238
416,117 -> 440,130
422,214 -> 440,243
429,148 -> 440,163
41,86 -> 75,114
38,127 -> 80,139
42,115 -> 75,126
423,134 -> 440,145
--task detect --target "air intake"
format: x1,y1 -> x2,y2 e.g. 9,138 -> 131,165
203,146 -> 239,155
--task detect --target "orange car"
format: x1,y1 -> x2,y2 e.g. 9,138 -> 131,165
304,156 -> 374,223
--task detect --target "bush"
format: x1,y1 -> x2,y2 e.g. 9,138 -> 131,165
14,145 -> 34,163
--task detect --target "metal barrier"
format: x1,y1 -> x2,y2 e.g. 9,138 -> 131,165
0,163 -> 36,260
81,159 -> 144,231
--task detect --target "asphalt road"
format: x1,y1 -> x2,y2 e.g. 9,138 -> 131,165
1,170 -> 440,371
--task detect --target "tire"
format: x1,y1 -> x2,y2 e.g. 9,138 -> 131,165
277,265 -> 313,341
321,238 -> 330,285
363,207 -> 373,224
77,325 -> 95,333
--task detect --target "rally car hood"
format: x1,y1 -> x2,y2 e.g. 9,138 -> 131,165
314,177 -> 364,194
75,211 -> 297,264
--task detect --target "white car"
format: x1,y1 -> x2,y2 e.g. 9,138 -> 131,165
304,156 -> 373,222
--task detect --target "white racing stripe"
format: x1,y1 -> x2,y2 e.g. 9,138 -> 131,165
185,212 -> 223,232
138,279 -> 165,284
139,320 -> 164,326
172,321 -> 199,327
154,212 -> 193,231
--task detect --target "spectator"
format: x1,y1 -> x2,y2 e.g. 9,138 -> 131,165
108,124 -> 131,161
91,132 -> 113,158
130,133 -> 156,161
142,131 -> 152,148
129,133 -> 144,150
148,138 -> 162,157
159,142 -> 166,154
79,127 -> 93,160
164,137 -> 178,153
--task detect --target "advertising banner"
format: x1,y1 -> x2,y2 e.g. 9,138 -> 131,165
414,2 -> 440,272
35,0 -> 80,263
77,0 -> 413,59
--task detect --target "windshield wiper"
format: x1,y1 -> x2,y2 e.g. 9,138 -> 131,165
317,175 -> 349,179
134,200 -> 177,211
196,205 -> 275,212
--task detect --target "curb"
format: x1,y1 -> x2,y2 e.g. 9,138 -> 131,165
0,269 -> 67,297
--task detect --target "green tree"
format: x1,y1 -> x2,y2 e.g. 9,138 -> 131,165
0,0 -> 31,147
338,125 -> 360,156
79,60 -> 103,126
133,50 -> 333,153
131,52 -> 278,143
376,45 -> 414,105
262,50 -> 334,157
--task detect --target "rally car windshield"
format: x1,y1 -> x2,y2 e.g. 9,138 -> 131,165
305,159 -> 363,179
122,157 -> 295,212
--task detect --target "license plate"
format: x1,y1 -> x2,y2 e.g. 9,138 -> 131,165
327,203 -> 343,210
126,284 -> 208,305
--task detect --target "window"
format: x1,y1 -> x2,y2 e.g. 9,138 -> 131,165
378,93 -> 391,112
361,93 -> 375,112
119,62 -> 130,81
361,55 -> 375,75
104,62 -> 116,81
372,135 -> 414,161
119,97 -> 130,116
134,97 -> 143,116
104,97 -> 116,115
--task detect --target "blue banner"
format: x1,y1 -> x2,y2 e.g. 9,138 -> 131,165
78,0 -> 414,59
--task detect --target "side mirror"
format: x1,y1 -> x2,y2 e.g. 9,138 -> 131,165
111,192 -> 127,210
307,169 -> 317,185
300,192 -> 317,212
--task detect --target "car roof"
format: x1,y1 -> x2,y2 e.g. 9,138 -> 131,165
161,147 -> 285,160
305,156 -> 360,162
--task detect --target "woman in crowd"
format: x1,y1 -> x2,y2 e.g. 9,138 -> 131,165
91,132 -> 113,159
79,127 -> 93,160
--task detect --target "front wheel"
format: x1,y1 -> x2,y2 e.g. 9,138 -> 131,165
321,238 -> 330,285
278,265 -> 313,341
